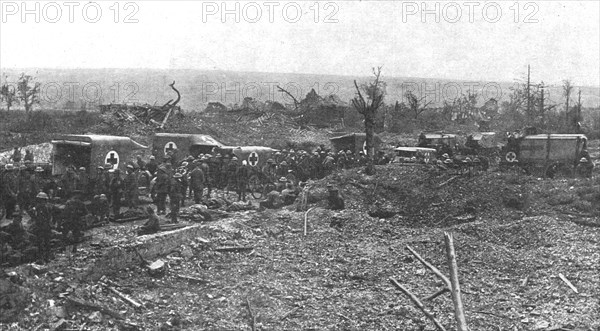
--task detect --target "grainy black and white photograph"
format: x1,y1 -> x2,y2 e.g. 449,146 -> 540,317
0,1 -> 599,330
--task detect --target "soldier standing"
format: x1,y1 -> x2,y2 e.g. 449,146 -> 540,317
109,169 -> 124,218
200,157 -> 211,201
28,192 -> 58,262
17,165 -> 34,213
24,150 -> 34,163
169,173 -> 184,223
61,167 -> 78,199
11,147 -> 21,163
123,164 -> 139,209
136,156 -> 146,172
277,161 -> 289,178
227,156 -> 239,189
61,193 -> 89,252
188,161 -> 205,204
77,167 -> 89,197
236,160 -> 250,202
178,166 -> 188,207
2,164 -> 18,219
147,155 -> 158,176
154,166 -> 170,214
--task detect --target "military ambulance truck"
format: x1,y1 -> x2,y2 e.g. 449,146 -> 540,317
501,133 -> 589,177
52,134 -> 148,178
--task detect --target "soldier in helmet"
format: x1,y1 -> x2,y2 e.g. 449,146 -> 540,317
154,166 -> 170,214
17,165 -> 34,213
147,155 -> 158,176
2,164 -> 18,219
327,185 -> 345,210
262,158 -> 277,183
28,192 -> 60,262
169,172 -> 184,223
138,206 -> 160,235
61,193 -> 89,252
109,169 -> 124,218
61,166 -> 78,199
577,157 -> 594,178
281,182 -> 298,205
227,156 -> 239,189
211,153 -> 223,189
76,166 -> 89,198
123,164 -> 139,209
277,161 -> 289,178
198,157 -> 211,201
236,160 -> 250,202
188,160 -> 206,204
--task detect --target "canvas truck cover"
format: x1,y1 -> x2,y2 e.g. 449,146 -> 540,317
222,146 -> 279,168
517,134 -> 587,164
152,133 -> 223,162
330,133 -> 382,155
418,132 -> 458,147
52,134 -> 148,178
470,132 -> 499,149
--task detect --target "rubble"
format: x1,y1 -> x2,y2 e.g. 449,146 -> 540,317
99,82 -> 182,129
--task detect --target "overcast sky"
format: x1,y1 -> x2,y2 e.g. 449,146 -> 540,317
1,1 -> 599,86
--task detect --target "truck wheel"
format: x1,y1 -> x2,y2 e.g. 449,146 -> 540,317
505,151 -> 517,163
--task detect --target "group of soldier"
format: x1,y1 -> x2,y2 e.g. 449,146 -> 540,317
0,156 -> 142,264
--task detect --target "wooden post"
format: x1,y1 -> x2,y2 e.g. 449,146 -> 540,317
443,232 -> 468,331
389,278 -> 447,331
304,207 -> 315,236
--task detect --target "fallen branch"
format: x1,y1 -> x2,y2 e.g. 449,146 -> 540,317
177,274 -> 209,285
438,175 -> 459,188
389,278 -> 446,331
246,297 -> 256,331
107,286 -> 143,309
558,273 -> 578,293
424,287 -> 449,301
280,307 -> 300,321
406,245 -> 451,289
214,246 -> 254,253
304,207 -> 316,236
277,85 -> 299,110
65,297 -> 124,320
444,232 -> 468,331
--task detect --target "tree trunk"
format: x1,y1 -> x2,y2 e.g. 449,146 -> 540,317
365,113 -> 376,175
565,96 -> 569,125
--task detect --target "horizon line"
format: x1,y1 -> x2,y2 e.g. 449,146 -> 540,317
0,66 -> 599,89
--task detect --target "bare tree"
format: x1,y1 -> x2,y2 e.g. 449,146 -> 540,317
352,66 -> 385,175
0,75 -> 18,111
562,79 -> 573,125
405,90 -> 432,119
17,73 -> 41,112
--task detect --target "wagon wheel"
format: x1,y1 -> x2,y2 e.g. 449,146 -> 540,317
248,175 -> 263,199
